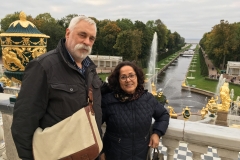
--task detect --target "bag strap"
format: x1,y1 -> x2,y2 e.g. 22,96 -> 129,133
88,87 -> 95,115
153,148 -> 160,154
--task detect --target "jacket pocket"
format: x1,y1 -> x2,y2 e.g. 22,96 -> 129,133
49,83 -> 84,119
50,84 -> 79,93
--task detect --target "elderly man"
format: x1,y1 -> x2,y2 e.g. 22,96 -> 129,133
11,15 -> 108,160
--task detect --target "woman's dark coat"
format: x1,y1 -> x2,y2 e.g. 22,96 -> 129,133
102,91 -> 169,160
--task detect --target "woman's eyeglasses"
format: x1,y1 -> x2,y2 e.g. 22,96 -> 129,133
119,74 -> 136,81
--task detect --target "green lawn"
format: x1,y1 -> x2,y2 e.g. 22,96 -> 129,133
186,48 -> 240,100
98,73 -> 109,82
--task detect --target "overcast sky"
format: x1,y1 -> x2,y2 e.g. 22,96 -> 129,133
0,0 -> 239,40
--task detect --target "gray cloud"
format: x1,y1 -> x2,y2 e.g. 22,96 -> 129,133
0,0 -> 239,39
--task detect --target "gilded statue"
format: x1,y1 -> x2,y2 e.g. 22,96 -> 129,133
182,81 -> 186,87
206,96 -> 218,117
22,37 -> 30,46
5,37 -> 12,45
219,82 -> 231,111
31,47 -> 46,58
182,106 -> 191,120
167,106 -> 177,118
2,47 -> 25,71
13,47 -> 29,63
200,107 -> 208,119
151,82 -> 157,96
0,77 -> 11,87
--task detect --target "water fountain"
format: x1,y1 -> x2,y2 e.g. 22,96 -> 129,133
145,32 -> 167,104
146,32 -> 158,86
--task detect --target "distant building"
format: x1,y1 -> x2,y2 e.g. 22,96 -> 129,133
226,61 -> 240,76
89,55 -> 122,73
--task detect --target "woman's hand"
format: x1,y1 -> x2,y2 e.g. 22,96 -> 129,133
148,133 -> 160,148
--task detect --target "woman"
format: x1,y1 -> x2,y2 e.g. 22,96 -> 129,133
101,61 -> 169,160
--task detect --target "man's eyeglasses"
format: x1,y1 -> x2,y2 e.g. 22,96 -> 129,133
119,74 -> 136,81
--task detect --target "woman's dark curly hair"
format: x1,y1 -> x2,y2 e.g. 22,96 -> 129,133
108,61 -> 145,92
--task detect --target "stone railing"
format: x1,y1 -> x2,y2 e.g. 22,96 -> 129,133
162,118 -> 240,160
0,93 -> 240,160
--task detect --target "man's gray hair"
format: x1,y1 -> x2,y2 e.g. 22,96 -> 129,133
68,15 -> 97,32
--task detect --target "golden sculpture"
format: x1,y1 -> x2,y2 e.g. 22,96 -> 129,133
157,91 -> 163,98
182,81 -> 186,87
0,77 -> 12,87
206,96 -> 218,117
167,106 -> 177,118
200,107 -> 208,119
10,11 -> 36,28
151,82 -> 157,96
2,47 -> 25,71
182,106 -> 191,120
218,82 -> 231,111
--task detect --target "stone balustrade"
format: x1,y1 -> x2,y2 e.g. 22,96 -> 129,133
162,118 -> 240,160
0,93 -> 240,159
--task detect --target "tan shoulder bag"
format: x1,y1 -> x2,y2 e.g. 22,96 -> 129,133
33,87 -> 102,160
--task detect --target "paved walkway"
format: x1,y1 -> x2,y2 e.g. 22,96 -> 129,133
201,48 -> 218,78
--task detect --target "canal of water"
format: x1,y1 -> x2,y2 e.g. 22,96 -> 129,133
156,55 -> 210,113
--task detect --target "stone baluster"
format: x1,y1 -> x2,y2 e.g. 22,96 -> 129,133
161,119 -> 185,160
184,121 -> 240,160
162,138 -> 179,160
217,148 -> 239,160
187,143 -> 207,160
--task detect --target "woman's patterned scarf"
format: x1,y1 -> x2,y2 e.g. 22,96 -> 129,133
114,86 -> 145,102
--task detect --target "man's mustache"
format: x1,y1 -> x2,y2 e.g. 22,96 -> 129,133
75,44 -> 91,51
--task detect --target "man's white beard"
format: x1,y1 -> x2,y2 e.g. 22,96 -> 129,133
74,43 -> 92,59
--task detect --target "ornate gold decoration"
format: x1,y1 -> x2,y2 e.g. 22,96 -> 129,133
31,47 -> 46,58
200,107 -> 208,119
11,77 -> 22,84
182,81 -> 186,87
182,106 -> 191,120
218,82 -> 231,111
2,47 -> 25,71
167,106 -> 177,118
1,37 -> 47,46
206,96 -> 218,117
151,82 -> 157,96
10,11 -> 36,28
0,77 -> 11,87
2,46 -> 46,71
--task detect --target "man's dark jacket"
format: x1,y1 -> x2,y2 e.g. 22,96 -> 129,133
11,39 -> 106,160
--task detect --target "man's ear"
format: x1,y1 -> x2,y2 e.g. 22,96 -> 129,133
65,28 -> 70,39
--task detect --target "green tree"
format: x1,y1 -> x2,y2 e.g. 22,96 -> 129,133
155,19 -> 168,53
116,18 -> 134,31
39,21 -> 65,51
134,20 -> 152,67
59,14 -> 78,29
100,21 -> 121,56
32,13 -> 65,51
114,29 -> 142,62
93,19 -> 111,55
0,12 -> 21,31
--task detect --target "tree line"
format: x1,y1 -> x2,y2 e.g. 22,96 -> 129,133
200,20 -> 240,70
0,12 -> 185,68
